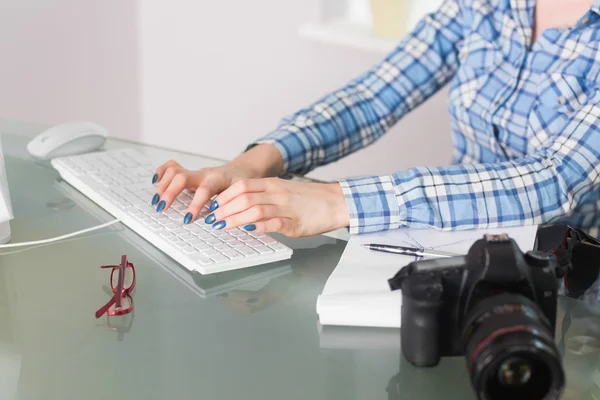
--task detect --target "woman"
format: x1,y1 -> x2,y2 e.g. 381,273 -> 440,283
151,0 -> 600,238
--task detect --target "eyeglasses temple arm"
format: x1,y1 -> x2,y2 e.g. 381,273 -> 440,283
95,295 -> 117,319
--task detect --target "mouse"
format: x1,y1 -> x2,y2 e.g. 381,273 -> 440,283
27,121 -> 108,160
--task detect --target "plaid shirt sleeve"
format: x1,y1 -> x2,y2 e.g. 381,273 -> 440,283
340,101 -> 600,233
249,0 -> 464,175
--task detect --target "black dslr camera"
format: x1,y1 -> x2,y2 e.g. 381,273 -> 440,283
388,234 -> 567,400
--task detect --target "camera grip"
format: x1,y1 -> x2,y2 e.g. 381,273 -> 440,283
401,274 -> 443,367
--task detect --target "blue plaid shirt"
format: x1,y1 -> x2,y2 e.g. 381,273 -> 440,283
252,0 -> 600,235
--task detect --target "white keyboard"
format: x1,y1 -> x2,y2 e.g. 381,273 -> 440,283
50,148 -> 293,274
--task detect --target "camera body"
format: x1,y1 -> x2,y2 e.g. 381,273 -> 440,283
388,234 -> 566,399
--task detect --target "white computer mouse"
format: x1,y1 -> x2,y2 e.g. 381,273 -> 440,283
27,121 -> 108,160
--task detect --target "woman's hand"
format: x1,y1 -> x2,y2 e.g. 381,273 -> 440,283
204,178 -> 350,238
151,143 -> 284,223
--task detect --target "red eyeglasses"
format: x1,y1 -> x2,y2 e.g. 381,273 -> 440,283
95,255 -> 136,318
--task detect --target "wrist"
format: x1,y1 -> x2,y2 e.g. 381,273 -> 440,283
230,143 -> 284,178
326,183 -> 350,230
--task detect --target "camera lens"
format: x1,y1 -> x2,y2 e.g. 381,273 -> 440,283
498,356 -> 532,386
462,293 -> 564,400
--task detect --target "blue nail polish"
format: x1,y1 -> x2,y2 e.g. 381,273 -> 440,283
212,220 -> 226,230
152,174 -> 158,184
156,200 -> 166,212
243,224 -> 256,231
183,212 -> 193,224
204,214 -> 216,224
151,193 -> 160,206
210,201 -> 219,211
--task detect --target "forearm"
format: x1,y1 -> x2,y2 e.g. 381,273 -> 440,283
230,143 -> 284,178
338,154 -> 581,234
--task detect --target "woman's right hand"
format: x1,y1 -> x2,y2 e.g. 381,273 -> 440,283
151,143 -> 284,224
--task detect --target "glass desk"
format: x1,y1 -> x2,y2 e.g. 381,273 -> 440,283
0,120 -> 599,400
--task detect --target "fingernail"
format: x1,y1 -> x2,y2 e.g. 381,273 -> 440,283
243,224 -> 256,231
156,200 -> 166,212
204,214 -> 216,224
151,193 -> 160,206
210,201 -> 219,211
152,174 -> 158,184
183,212 -> 193,224
212,221 -> 226,230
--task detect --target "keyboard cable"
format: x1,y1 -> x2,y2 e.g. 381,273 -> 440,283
0,218 -> 121,248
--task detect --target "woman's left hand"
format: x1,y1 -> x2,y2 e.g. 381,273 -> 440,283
204,178 -> 350,237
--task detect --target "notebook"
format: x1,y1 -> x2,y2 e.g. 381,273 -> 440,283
316,225 -> 539,328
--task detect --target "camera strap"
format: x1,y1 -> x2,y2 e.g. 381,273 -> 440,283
551,226 -> 600,300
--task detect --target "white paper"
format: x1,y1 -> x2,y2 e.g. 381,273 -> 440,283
316,225 -> 538,328
0,135 -> 13,222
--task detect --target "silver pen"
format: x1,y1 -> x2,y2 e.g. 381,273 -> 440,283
361,243 -> 460,258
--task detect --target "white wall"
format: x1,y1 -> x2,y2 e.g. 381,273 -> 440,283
0,0 -> 140,140
0,0 -> 452,181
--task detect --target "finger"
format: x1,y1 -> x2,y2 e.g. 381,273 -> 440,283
184,186 -> 215,224
213,178 -> 276,210
154,166 -> 180,196
251,218 -> 296,237
210,193 -> 282,223
210,205 -> 280,231
153,160 -> 180,184
156,172 -> 188,212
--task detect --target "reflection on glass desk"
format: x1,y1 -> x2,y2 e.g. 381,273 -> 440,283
1,120 -> 600,400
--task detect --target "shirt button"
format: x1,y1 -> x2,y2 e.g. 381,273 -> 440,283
461,49 -> 469,59
497,97 -> 505,104
558,96 -> 567,105
582,17 -> 590,25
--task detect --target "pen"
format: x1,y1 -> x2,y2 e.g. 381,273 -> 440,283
361,243 -> 460,258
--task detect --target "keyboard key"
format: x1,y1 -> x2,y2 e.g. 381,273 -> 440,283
186,237 -> 203,245
259,236 -> 277,245
221,249 -> 243,259
160,232 -> 174,238
249,232 -> 267,238
173,228 -> 187,236
269,243 -> 289,252
237,246 -> 258,256
181,246 -> 196,254
194,243 -> 211,251
202,248 -> 219,256
168,236 -> 180,243
210,254 -> 228,263
229,230 -> 246,237
205,238 -> 221,245
179,233 -> 194,240
172,203 -> 187,212
167,213 -> 181,221
195,232 -> 213,240
214,243 -> 230,251
173,239 -> 187,248
148,223 -> 162,231
246,239 -> 263,247
163,222 -> 178,229
140,217 -> 153,225
197,256 -> 214,265
253,245 -> 274,254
